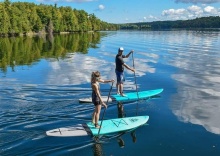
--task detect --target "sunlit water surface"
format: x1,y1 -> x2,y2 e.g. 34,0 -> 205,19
0,30 -> 220,156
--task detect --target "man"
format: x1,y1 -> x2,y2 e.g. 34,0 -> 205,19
115,47 -> 135,96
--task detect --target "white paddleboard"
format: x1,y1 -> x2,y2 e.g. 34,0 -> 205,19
46,124 -> 91,137
79,96 -> 112,103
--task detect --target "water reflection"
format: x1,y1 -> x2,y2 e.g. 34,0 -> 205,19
0,32 -> 103,73
47,54 -> 115,85
1,30 -> 220,155
166,31 -> 220,134
93,141 -> 104,156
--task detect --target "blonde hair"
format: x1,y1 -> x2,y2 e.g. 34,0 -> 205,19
91,71 -> 100,83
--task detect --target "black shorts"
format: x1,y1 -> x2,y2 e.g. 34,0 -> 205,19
93,101 -> 101,106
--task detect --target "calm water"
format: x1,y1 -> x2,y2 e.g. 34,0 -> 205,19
0,31 -> 220,156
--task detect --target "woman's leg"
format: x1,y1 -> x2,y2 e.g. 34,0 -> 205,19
92,111 -> 95,124
95,104 -> 101,128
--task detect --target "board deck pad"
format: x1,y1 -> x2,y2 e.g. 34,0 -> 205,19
79,88 -> 163,103
46,116 -> 149,137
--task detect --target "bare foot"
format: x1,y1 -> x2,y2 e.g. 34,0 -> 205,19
120,93 -> 127,97
95,124 -> 101,129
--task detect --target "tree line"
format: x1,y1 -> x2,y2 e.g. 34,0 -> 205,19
0,0 -> 118,36
119,16 -> 220,30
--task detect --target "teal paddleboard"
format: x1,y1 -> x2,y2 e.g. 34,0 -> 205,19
79,88 -> 163,103
111,88 -> 163,102
46,116 -> 149,137
87,116 -> 149,136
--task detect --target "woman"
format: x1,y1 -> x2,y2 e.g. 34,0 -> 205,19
91,71 -> 114,128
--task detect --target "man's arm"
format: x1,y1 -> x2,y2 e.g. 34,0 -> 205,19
123,63 -> 135,72
124,50 -> 134,58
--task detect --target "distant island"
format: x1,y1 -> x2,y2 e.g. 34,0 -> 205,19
119,16 -> 220,30
0,0 -> 220,37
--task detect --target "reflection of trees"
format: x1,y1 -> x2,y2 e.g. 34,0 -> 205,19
0,32 -> 102,73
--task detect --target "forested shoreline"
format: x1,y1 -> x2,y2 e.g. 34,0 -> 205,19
0,0 -> 118,36
1,0 -> 220,37
119,16 -> 220,30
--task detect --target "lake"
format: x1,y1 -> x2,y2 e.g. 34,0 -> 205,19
0,30 -> 220,156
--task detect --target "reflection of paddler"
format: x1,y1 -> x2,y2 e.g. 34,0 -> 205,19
93,137 -> 103,156
117,102 -> 126,148
131,130 -> 137,143
117,137 -> 125,148
117,102 -> 126,118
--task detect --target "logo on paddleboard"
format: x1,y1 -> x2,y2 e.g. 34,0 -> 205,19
129,118 -> 138,122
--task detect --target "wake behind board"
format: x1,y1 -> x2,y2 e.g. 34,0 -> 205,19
46,116 -> 149,137
79,88 -> 163,103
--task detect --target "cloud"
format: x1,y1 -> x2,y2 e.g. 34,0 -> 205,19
187,5 -> 203,14
162,5 -> 220,20
162,8 -> 189,20
162,8 -> 187,16
204,6 -> 219,14
98,4 -> 105,10
143,15 -> 160,22
175,0 -> 220,4
94,4 -> 105,11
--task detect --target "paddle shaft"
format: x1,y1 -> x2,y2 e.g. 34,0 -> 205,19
132,52 -> 140,116
97,82 -> 114,137
132,52 -> 139,100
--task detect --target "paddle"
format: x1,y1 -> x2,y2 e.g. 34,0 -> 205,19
132,52 -> 139,100
132,52 -> 139,115
97,81 -> 114,137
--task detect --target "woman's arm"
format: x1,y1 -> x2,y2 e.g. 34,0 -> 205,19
98,79 -> 114,83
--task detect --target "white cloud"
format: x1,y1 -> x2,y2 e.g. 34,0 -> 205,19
187,5 -> 203,15
175,0 -> 220,4
143,15 -> 160,22
162,8 -> 187,16
162,5 -> 220,21
162,8 -> 189,20
98,4 -> 105,10
204,6 -> 219,14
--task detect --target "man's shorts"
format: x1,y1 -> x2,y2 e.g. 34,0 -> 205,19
115,70 -> 125,84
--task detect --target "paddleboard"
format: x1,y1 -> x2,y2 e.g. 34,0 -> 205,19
79,96 -> 112,103
46,116 -> 149,137
79,88 -> 163,103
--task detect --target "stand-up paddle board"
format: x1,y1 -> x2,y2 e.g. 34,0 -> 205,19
46,116 -> 149,137
79,88 -> 163,103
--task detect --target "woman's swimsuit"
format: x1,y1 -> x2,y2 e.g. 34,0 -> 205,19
91,82 -> 101,106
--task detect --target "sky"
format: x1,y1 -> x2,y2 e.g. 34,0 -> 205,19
3,0 -> 220,23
